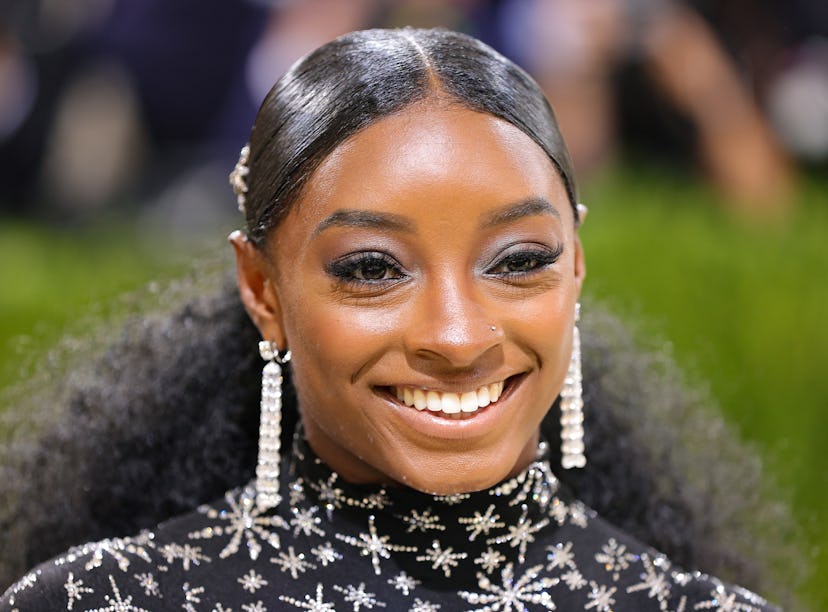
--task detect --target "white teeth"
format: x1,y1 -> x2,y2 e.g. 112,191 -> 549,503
460,392 -> 478,413
392,380 -> 507,415
478,386 -> 490,408
413,389 -> 427,410
489,382 -> 503,402
441,393 -> 461,414
426,391 -> 441,412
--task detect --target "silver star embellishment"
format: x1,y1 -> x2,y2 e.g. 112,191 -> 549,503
158,543 -> 210,571
64,572 -> 94,609
433,493 -> 469,505
271,546 -> 317,579
289,478 -> 307,506
291,505 -> 326,537
626,554 -> 671,604
415,540 -> 468,578
238,569 -> 269,593
562,569 -> 587,590
182,582 -> 205,612
133,572 -> 160,598
595,538 -> 638,581
486,506 -> 549,564
189,487 -> 287,560
336,515 -> 416,576
401,508 -> 445,533
458,504 -> 504,541
333,582 -> 386,610
546,541 -> 576,571
409,599 -> 441,612
585,581 -> 617,611
388,572 -> 420,596
474,547 -> 507,575
94,574 -> 151,612
459,563 -> 558,611
279,583 -> 336,611
694,585 -> 765,612
311,473 -> 346,519
311,542 -> 342,567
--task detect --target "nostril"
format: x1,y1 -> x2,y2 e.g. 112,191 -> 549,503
409,319 -> 504,367
404,282 -> 504,367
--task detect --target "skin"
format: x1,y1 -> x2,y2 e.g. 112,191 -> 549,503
232,101 -> 585,495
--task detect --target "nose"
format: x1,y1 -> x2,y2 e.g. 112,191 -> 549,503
405,274 -> 503,368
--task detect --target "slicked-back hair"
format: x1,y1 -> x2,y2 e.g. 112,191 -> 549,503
243,28 -> 577,246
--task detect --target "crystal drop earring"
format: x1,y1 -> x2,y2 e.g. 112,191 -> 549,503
560,303 -> 586,469
256,340 -> 291,511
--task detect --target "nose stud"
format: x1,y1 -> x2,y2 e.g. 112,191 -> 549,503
489,325 -> 497,332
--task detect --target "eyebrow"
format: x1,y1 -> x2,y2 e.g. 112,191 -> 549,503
480,197 -> 562,228
313,209 -> 415,237
313,196 -> 560,237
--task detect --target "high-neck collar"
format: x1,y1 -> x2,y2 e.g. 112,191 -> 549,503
288,434 -> 560,516
280,433 -> 580,588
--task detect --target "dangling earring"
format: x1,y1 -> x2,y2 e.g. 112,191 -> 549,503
560,303 -> 586,469
256,340 -> 291,512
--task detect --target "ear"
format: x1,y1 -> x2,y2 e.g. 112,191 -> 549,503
573,206 -> 587,296
229,230 -> 287,348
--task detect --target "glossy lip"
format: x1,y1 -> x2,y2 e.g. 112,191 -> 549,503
374,373 -> 527,440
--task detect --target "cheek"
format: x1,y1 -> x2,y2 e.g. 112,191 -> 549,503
509,285 -> 575,343
282,296 -> 405,390
283,308 -> 363,440
506,285 -> 576,401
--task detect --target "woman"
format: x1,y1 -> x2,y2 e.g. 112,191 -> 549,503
1,28 -> 791,610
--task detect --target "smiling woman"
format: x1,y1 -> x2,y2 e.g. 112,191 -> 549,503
0,28 -> 795,611
232,103 -> 583,496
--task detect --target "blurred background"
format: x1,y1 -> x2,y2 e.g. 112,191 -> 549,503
0,0 -> 826,607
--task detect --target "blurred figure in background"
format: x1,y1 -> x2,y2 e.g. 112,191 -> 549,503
0,0 -> 269,227
485,0 -> 797,213
0,0 -> 116,215
694,0 -> 828,168
1,0 -> 819,224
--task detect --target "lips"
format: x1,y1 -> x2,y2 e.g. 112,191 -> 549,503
391,381 -> 505,416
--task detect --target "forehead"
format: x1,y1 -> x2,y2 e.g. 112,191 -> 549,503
281,102 -> 572,236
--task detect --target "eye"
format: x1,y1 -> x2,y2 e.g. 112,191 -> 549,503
487,244 -> 563,277
326,252 -> 406,285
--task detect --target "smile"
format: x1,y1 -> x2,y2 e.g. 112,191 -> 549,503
391,381 -> 505,416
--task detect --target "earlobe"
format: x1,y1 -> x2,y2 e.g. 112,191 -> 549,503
576,203 -> 589,227
572,203 -> 587,293
573,232 -> 587,294
229,231 -> 287,347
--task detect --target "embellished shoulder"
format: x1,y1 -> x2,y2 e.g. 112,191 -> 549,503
1,531 -> 166,610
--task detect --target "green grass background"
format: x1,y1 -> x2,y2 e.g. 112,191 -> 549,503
1,166 -> 825,608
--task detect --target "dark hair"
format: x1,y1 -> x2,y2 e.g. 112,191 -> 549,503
243,27 -> 578,246
0,281 -> 799,603
0,28 -> 802,605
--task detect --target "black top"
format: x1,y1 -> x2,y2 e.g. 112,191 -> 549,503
1,437 -> 778,611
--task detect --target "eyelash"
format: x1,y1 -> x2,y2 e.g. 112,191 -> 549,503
485,244 -> 564,279
327,252 -> 406,287
327,244 -> 563,288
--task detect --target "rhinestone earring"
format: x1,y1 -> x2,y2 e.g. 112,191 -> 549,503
560,303 -> 586,469
256,340 -> 291,511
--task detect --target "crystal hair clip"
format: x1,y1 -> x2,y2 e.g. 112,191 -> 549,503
229,144 -> 250,214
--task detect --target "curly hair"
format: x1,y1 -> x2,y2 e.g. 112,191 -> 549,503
0,273 -> 800,605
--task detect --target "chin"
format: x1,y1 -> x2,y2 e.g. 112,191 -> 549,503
385,444 -> 529,496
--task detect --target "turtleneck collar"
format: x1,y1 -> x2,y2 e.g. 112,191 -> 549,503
279,432 -> 585,589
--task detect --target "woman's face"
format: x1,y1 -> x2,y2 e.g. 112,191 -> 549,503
235,102 -> 585,494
